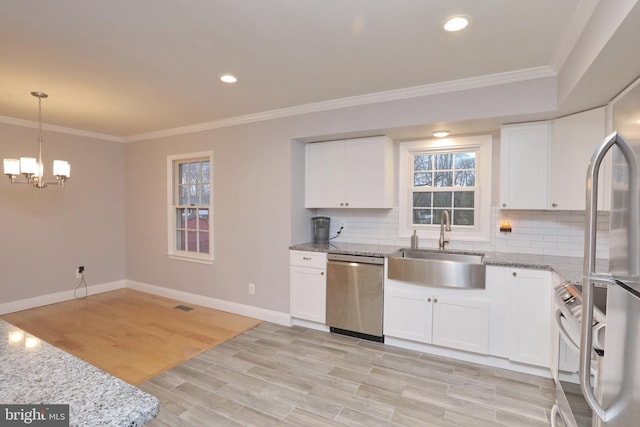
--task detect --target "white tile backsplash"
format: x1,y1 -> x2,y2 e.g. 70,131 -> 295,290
316,207 -> 610,259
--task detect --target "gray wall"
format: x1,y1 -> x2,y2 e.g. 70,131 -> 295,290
123,77 -> 556,314
0,123 -> 125,303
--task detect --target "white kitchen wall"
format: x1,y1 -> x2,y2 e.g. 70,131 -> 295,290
317,207 -> 610,259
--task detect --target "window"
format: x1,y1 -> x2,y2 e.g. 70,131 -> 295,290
167,152 -> 213,263
399,136 -> 492,242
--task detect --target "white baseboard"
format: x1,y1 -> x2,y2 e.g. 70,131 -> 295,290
126,280 -> 291,326
0,280 -> 126,315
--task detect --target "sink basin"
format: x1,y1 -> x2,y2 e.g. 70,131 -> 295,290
387,249 -> 486,289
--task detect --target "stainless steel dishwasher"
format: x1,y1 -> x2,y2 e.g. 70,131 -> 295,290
326,253 -> 384,342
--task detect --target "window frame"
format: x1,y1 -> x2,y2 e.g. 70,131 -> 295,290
166,151 -> 214,264
399,135 -> 492,243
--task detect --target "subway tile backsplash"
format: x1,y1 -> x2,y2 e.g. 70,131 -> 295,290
316,207 -> 610,259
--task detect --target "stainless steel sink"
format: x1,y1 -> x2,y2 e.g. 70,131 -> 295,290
387,249 -> 486,289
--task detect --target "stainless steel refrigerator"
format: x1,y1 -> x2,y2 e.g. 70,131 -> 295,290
582,130 -> 640,427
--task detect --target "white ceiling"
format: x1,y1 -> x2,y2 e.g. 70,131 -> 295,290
0,0 -> 637,140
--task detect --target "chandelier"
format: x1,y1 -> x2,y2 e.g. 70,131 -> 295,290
3,91 -> 70,188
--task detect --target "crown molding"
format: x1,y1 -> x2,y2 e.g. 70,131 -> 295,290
0,114 -> 122,142
1,66 -> 556,143
124,66 -> 556,142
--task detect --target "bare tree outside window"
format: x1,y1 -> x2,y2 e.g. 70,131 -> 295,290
175,159 -> 211,255
412,152 -> 476,226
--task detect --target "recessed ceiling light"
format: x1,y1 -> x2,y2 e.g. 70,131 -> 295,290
220,74 -> 237,83
433,130 -> 450,138
443,16 -> 469,32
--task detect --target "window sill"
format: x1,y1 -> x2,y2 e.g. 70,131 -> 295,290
167,254 -> 214,265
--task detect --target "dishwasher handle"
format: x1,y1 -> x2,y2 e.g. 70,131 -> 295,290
327,253 -> 384,265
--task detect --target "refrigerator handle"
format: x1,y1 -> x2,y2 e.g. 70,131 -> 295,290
582,131 -> 637,422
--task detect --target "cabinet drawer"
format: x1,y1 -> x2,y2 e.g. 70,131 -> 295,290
290,250 -> 327,268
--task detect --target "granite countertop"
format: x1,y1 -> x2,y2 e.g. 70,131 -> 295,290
0,319 -> 159,426
290,242 -> 403,257
289,242 -> 607,283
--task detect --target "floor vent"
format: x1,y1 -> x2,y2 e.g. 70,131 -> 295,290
174,305 -> 195,312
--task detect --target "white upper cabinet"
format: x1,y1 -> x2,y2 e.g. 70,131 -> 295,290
550,107 -> 608,211
500,107 -> 609,211
500,121 -> 551,209
305,136 -> 393,208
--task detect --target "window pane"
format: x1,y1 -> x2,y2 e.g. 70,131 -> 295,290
186,208 -> 196,230
455,153 -> 475,169
414,172 -> 432,187
454,210 -> 474,226
434,154 -> 453,170
178,163 -> 188,185
176,208 -> 186,228
413,192 -> 431,207
189,162 -> 200,184
413,209 -> 432,224
176,230 -> 186,251
201,161 -> 210,184
455,171 -> 475,186
201,184 -> 210,204
187,230 -> 197,251
454,191 -> 475,208
433,171 -> 452,187
433,192 -> 452,207
199,231 -> 209,254
189,185 -> 198,205
178,185 -> 188,205
414,155 -> 432,171
433,209 -> 451,224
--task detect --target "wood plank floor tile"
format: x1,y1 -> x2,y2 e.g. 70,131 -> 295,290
142,323 -> 556,426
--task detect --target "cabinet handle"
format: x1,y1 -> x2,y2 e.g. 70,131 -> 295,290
427,298 -> 431,303
340,202 -> 344,206
502,203 -> 507,208
434,298 -> 438,303
320,272 -> 324,275
302,256 -> 312,260
552,203 -> 558,208
512,272 -> 517,277
345,202 -> 349,206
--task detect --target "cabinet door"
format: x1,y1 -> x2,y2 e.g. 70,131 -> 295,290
305,140 -> 345,208
431,294 -> 489,354
550,107 -> 608,210
383,283 -> 432,343
500,122 -> 551,209
485,267 -> 512,358
290,265 -> 326,323
344,136 -> 393,208
509,269 -> 552,368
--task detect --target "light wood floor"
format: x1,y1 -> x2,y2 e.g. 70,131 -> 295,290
1,289 -> 262,385
140,323 -> 556,426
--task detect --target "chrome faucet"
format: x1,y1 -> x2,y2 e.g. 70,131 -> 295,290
439,211 -> 451,250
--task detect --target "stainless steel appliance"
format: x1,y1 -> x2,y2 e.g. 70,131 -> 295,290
551,281 -> 606,427
326,253 -> 384,342
311,216 -> 330,244
580,129 -> 640,427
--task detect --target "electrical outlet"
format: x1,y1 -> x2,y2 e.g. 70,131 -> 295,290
76,266 -> 84,278
248,283 -> 255,295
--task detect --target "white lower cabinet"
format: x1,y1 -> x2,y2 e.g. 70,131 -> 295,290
290,251 -> 327,323
486,266 -> 552,368
384,280 -> 490,355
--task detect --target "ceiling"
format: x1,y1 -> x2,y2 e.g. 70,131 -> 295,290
0,1 -> 637,140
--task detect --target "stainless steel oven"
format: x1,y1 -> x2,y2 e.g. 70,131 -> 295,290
551,282 -> 607,427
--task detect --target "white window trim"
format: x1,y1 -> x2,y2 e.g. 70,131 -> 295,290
399,135 -> 492,242
166,151 -> 214,264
